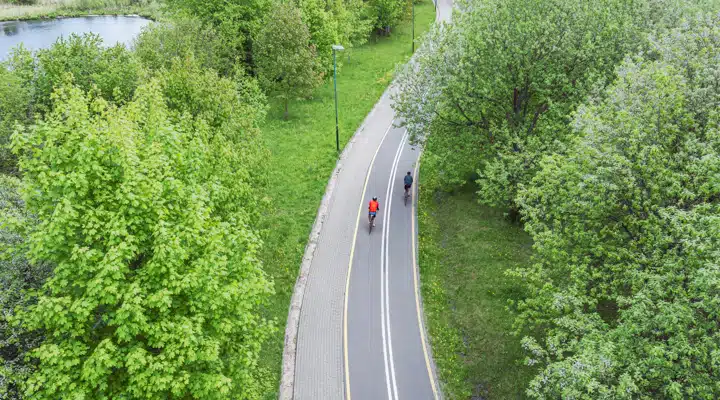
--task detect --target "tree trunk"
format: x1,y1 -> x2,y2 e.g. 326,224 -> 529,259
284,98 -> 289,120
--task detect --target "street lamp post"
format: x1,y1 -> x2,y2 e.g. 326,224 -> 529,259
332,44 -> 344,153
412,0 -> 415,53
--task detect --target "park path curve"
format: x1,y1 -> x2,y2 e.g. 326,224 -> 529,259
281,2 -> 453,398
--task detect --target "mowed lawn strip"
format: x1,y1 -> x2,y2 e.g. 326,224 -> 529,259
258,2 -> 436,396
418,184 -> 536,399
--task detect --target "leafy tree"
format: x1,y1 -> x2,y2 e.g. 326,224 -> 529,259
133,18 -> 230,75
33,34 -> 141,111
513,13 -> 720,398
157,56 -> 270,217
10,75 -> 274,398
393,0 -> 714,215
293,0 -> 376,74
163,0 -> 271,68
368,0 -> 407,34
295,0 -> 339,76
255,2 -> 322,119
333,0 -> 376,50
0,35 -> 141,176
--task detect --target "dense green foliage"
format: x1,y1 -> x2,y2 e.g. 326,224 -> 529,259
0,62 -> 31,176
255,2 -> 322,119
133,18 -> 231,75
162,0 -> 376,76
394,0 -> 718,214
10,76 -> 273,398
369,0 -> 409,33
1,34 -> 139,177
0,34 -> 141,178
162,0 -> 270,67
0,28 -> 275,398
0,175 -> 52,399
8,34 -> 141,111
514,14 -> 720,398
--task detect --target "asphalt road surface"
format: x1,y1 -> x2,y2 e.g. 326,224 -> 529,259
345,123 -> 436,400
292,1 -> 453,398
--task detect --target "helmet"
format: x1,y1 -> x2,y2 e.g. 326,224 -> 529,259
372,196 -> 378,201
407,171 -> 411,175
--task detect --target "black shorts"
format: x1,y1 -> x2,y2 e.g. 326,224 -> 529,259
404,184 -> 412,190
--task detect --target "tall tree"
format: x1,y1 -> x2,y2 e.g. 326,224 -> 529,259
369,0 -> 407,34
295,0 -> 339,76
162,0 -> 270,68
333,0 -> 376,50
514,13 -> 720,398
255,2 -> 322,119
11,73 -> 273,398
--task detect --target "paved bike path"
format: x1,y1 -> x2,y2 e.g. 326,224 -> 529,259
290,1 -> 453,398
347,126 -> 431,400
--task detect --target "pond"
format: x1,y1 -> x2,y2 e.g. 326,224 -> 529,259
0,16 -> 151,60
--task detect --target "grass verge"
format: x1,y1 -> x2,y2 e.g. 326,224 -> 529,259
257,2 -> 436,396
418,184 -> 536,399
0,0 -> 162,21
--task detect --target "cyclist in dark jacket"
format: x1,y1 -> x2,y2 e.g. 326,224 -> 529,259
403,171 -> 413,196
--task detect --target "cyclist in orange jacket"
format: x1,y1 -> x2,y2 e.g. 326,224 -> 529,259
368,197 -> 379,227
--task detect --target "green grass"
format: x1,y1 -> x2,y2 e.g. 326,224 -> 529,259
0,0 -> 162,21
418,185 -> 537,399
256,3 -> 436,396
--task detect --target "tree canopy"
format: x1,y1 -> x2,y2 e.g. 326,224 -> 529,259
0,31 -> 275,399
255,2 -> 322,119
10,75 -> 273,399
514,13 -> 720,398
394,0 -> 719,214
162,0 -> 271,67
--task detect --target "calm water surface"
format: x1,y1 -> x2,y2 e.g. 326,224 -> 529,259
0,16 -> 150,59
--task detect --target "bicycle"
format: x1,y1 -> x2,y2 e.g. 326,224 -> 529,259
404,185 -> 411,206
369,213 -> 376,234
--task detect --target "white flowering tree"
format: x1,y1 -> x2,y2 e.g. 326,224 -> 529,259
393,0 -> 718,216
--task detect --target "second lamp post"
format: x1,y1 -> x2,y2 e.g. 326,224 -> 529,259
332,44 -> 344,153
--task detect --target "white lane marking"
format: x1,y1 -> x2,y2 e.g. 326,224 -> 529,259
380,130 -> 408,400
344,121 -> 395,400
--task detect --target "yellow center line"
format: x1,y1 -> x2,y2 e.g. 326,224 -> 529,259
412,159 -> 440,400
343,121 -> 395,400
